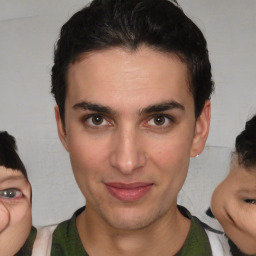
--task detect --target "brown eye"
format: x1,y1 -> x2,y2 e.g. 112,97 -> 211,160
147,114 -> 173,128
91,116 -> 104,125
85,115 -> 109,127
153,115 -> 166,126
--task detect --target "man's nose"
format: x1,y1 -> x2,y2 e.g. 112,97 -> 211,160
110,126 -> 147,175
0,202 -> 10,232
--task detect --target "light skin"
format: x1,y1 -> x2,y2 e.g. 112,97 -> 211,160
212,157 -> 256,255
0,166 -> 32,256
55,46 -> 211,256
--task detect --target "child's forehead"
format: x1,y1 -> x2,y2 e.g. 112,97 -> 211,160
230,157 -> 256,175
228,161 -> 256,191
0,165 -> 27,182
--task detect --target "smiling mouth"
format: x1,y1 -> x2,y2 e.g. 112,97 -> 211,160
104,182 -> 153,202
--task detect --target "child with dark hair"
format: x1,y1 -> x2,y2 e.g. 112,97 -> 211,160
211,115 -> 256,255
0,131 -> 36,256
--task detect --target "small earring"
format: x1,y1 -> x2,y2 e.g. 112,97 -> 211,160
195,154 -> 199,158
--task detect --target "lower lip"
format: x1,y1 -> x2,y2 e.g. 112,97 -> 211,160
105,184 -> 153,202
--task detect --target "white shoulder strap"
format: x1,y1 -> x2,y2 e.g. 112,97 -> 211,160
206,229 -> 232,256
31,225 -> 57,256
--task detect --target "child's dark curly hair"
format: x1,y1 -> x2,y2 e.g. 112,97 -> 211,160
235,115 -> 256,168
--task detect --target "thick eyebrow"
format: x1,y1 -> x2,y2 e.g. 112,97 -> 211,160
73,101 -> 116,115
139,101 -> 185,115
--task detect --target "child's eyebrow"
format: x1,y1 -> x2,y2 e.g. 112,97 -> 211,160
238,188 -> 256,195
0,174 -> 27,183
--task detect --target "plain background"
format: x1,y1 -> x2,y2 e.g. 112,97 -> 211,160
0,0 -> 255,227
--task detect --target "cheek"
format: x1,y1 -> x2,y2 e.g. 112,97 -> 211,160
69,134 -> 109,167
211,178 -> 256,239
14,204 -> 32,248
0,202 -> 32,255
10,202 -> 32,228
149,134 -> 192,172
0,208 -> 9,234
211,180 -> 229,220
211,174 -> 241,221
149,137 -> 191,197
222,214 -> 256,255
68,137 -> 109,198
228,199 -> 256,237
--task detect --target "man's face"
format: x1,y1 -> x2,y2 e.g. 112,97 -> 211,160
212,159 -> 256,255
0,166 -> 32,256
56,46 -> 210,230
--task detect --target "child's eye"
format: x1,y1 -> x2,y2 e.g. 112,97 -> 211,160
244,199 -> 256,204
0,188 -> 23,199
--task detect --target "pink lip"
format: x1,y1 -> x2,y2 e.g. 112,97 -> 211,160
104,182 -> 153,202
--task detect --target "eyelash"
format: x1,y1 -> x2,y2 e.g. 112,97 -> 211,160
82,113 -> 175,129
244,199 -> 256,205
0,188 -> 23,200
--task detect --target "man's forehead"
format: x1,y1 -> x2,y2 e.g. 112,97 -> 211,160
66,46 -> 192,108
67,46 -> 189,83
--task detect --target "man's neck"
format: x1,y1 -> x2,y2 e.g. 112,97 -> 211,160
76,204 -> 191,256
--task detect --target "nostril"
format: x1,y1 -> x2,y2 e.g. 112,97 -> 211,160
0,204 -> 10,232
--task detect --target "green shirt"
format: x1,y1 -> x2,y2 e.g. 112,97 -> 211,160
51,206 -> 212,256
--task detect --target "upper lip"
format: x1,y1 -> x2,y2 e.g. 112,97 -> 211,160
104,182 -> 153,189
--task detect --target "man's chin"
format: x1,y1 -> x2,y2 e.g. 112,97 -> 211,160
101,209 -> 157,231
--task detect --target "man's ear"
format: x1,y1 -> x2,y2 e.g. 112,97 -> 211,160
190,100 -> 211,157
55,105 -> 69,152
